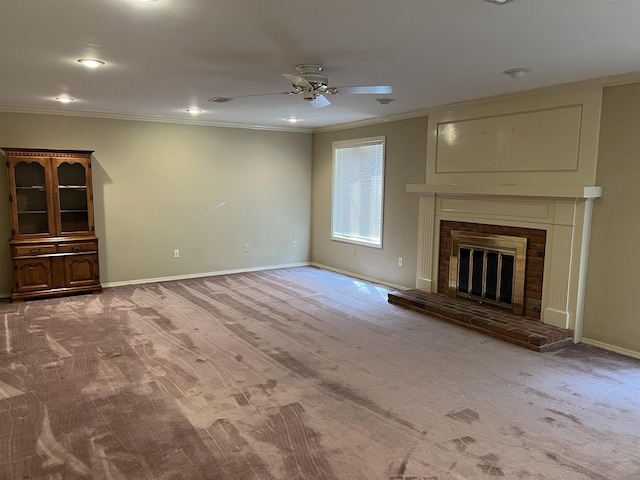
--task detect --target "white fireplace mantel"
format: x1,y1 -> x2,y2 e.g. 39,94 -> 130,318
407,183 -> 602,199
409,184 -> 602,343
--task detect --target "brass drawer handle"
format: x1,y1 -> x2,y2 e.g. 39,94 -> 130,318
30,248 -> 41,253
72,246 -> 82,251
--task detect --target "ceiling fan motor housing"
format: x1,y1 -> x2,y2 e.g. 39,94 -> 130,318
302,73 -> 328,89
295,64 -> 330,92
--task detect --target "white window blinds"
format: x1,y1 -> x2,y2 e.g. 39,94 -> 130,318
331,136 -> 385,248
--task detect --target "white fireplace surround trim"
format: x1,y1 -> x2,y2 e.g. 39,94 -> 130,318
410,184 -> 602,343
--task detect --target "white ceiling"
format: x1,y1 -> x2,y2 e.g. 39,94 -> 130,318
2,0 -> 640,131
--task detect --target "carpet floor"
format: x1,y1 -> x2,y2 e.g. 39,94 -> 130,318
1,266 -> 639,479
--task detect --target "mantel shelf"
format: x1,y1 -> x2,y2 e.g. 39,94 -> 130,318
406,184 -> 602,199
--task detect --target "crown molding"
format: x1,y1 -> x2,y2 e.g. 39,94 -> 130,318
312,109 -> 431,134
0,105 -> 313,134
602,70 -> 640,87
3,71 -> 640,136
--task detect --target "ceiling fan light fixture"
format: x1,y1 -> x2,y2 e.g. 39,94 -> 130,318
484,0 -> 514,4
55,96 -> 75,103
286,117 -> 299,123
376,98 -> 394,106
185,108 -> 201,114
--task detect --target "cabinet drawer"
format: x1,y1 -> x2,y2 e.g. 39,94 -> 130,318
14,244 -> 57,256
58,242 -> 97,253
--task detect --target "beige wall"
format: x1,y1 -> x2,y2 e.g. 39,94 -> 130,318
311,117 -> 428,288
0,113 -> 312,294
583,83 -> 640,355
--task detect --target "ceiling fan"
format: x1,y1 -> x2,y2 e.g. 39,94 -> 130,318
209,64 -> 393,108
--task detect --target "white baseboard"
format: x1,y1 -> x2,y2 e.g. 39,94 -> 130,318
102,262 -> 311,288
580,337 -> 640,361
310,262 -> 409,292
1,262 -> 404,299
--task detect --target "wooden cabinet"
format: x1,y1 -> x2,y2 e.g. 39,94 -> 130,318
3,148 -> 102,302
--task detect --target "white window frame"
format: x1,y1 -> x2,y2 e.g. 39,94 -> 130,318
331,136 -> 386,248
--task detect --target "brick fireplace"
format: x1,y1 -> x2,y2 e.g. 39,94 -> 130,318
406,185 -> 602,342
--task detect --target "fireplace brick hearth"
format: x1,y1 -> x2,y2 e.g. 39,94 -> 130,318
387,289 -> 573,352
387,219 -> 570,351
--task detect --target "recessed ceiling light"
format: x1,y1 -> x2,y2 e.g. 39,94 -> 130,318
55,97 -> 75,103
186,108 -> 201,114
286,118 -> 299,123
77,58 -> 105,69
503,68 -> 531,79
484,0 -> 514,4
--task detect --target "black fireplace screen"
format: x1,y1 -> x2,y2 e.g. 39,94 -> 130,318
449,231 -> 526,315
457,248 -> 515,304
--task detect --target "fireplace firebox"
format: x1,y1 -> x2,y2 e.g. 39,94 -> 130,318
438,221 -> 545,320
448,231 -> 527,315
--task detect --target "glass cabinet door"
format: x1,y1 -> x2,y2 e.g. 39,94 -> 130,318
12,160 -> 51,235
55,160 -> 91,234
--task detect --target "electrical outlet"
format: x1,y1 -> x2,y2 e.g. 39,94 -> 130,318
173,249 -> 180,258
244,244 -> 249,252
398,257 -> 403,267
293,240 -> 298,248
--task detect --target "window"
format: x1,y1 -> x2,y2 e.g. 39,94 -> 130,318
331,136 -> 385,248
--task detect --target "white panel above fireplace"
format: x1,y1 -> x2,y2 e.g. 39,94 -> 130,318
425,84 -> 602,187
436,105 -> 582,174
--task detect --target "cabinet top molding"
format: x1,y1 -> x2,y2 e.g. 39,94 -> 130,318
1,147 -> 94,158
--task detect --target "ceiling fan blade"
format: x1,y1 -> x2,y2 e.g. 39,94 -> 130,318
283,73 -> 312,90
208,92 -> 292,102
311,94 -> 331,108
337,85 -> 393,95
